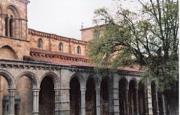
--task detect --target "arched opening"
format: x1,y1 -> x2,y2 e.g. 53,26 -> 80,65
59,42 -> 63,52
6,5 -> 20,38
100,77 -> 109,115
70,77 -> 81,115
129,80 -> 137,115
0,45 -> 18,59
86,77 -> 96,115
37,38 -> 43,49
119,78 -> 128,115
0,76 -> 9,115
16,75 -> 34,115
9,16 -> 13,37
5,16 -> 9,36
39,76 -> 55,115
77,46 -> 81,54
138,81 -> 146,115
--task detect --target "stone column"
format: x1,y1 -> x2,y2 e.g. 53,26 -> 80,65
59,88 -> 70,115
96,87 -> 101,115
112,87 -> 119,115
80,88 -> 86,115
9,89 -> 15,115
145,79 -> 153,115
55,88 -> 60,115
135,85 -> 139,115
32,89 -> 40,115
125,86 -> 129,115
154,86 -> 159,115
161,93 -> 167,115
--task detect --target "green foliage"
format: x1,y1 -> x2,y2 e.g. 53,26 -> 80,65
89,0 -> 179,90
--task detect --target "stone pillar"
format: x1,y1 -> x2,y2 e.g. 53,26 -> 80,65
135,85 -> 139,115
80,88 -> 86,115
96,87 -> 101,115
32,89 -> 40,115
145,79 -> 153,115
55,88 -> 60,115
154,86 -> 159,115
112,87 -> 119,115
161,94 -> 166,115
59,88 -> 70,115
125,87 -> 129,115
9,89 -> 15,115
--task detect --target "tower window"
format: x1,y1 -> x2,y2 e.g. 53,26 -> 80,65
38,38 -> 43,48
9,16 -> 13,37
59,42 -> 63,52
5,16 -> 9,36
77,46 -> 81,54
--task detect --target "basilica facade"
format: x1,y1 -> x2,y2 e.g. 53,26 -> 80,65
0,0 -> 178,115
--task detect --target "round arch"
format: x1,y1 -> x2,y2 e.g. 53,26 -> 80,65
6,5 -> 20,18
0,69 -> 15,88
0,45 -> 18,59
16,71 -> 38,89
40,71 -> 59,88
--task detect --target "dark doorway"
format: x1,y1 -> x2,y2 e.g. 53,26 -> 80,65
86,78 -> 96,115
100,77 -> 109,115
70,77 -> 81,115
39,76 -> 55,115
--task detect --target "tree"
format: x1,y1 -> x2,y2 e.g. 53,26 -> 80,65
88,0 -> 179,90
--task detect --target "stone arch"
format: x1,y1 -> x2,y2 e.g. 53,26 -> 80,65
40,71 -> 59,88
39,71 -> 59,115
16,71 -> 38,89
16,71 -> 37,115
0,69 -> 15,88
70,72 -> 86,88
5,5 -> 20,37
6,5 -> 20,18
0,45 -> 18,59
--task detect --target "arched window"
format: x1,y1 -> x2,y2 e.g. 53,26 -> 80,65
59,42 -> 63,52
5,16 -> 9,36
38,38 -> 43,48
5,5 -> 20,38
77,46 -> 81,54
9,15 -> 13,37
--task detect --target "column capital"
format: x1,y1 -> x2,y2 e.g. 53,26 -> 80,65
80,88 -> 86,92
32,88 -> 40,92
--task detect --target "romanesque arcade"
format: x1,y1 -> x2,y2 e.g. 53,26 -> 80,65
0,60 -> 177,115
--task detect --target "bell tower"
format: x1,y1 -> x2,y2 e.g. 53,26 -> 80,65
0,0 -> 29,40
0,0 -> 30,60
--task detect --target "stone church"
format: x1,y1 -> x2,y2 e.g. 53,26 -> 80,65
0,0 -> 178,115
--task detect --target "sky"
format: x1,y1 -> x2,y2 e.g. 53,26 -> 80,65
28,0 -> 114,39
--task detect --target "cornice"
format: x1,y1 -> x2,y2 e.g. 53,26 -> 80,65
28,28 -> 87,45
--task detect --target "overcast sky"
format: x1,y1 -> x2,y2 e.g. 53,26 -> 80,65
28,0 -> 114,39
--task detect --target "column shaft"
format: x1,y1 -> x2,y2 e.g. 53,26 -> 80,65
55,89 -> 61,115
32,89 -> 40,115
9,89 -> 15,115
96,88 -> 101,115
112,88 -> 119,115
155,87 -> 159,115
81,88 -> 86,115
162,94 -> 167,115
